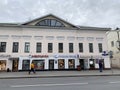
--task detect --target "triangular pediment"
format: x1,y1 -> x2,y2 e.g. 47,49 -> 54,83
22,14 -> 78,29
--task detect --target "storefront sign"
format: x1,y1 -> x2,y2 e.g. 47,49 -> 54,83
0,54 -> 11,58
31,55 -> 48,58
54,55 -> 77,58
80,55 -> 102,58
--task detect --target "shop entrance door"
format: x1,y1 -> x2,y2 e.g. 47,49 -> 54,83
89,59 -> 95,70
79,59 -> 85,70
49,60 -> 54,70
12,59 -> 19,72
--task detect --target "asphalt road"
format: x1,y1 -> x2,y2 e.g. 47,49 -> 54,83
0,76 -> 120,90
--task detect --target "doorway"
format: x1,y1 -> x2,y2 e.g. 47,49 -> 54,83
49,59 -> 54,70
89,59 -> 95,69
12,58 -> 19,72
79,59 -> 85,70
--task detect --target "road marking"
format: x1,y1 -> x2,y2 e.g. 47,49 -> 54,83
11,82 -> 88,88
109,81 -> 120,84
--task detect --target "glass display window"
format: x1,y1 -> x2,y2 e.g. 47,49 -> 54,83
22,60 -> 30,70
58,59 -> 65,69
32,60 -> 44,70
68,59 -> 75,69
0,60 -> 6,71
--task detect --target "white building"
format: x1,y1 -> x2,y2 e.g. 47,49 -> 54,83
0,14 -> 111,71
107,28 -> 120,68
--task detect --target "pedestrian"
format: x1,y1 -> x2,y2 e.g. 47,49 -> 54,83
99,60 -> 103,72
29,62 -> 36,74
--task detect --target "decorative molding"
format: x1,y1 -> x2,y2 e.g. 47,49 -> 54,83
76,37 -> 84,41
34,36 -> 43,40
56,36 -> 65,40
22,35 -> 32,40
67,36 -> 75,41
46,36 -> 54,40
87,37 -> 94,41
96,37 -> 104,41
0,35 -> 9,39
11,35 -> 21,39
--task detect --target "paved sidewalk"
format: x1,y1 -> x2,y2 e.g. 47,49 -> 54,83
0,69 -> 120,79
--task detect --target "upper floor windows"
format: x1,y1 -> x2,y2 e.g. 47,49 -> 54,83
35,19 -> 65,27
98,43 -> 103,53
111,41 -> 114,47
48,43 -> 53,53
12,42 -> 19,53
69,43 -> 74,53
36,42 -> 42,53
0,42 -> 6,52
79,43 -> 83,52
58,43 -> 63,53
89,43 -> 93,53
24,42 -> 30,53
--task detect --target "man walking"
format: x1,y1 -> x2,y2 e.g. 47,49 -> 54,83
29,62 -> 36,74
99,60 -> 103,72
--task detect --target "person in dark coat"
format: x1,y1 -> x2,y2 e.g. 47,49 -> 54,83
99,60 -> 103,72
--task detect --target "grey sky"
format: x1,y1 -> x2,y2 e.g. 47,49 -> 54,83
0,0 -> 120,29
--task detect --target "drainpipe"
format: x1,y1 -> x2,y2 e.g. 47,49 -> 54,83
116,28 -> 120,51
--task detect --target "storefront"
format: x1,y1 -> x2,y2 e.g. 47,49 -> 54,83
0,60 -> 6,71
53,54 -> 78,70
0,54 -> 11,71
79,55 -> 109,70
19,55 -> 48,71
18,54 -> 78,71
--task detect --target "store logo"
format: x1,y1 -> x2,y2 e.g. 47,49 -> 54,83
31,55 -> 48,58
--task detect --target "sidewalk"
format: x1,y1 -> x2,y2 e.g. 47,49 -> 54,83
0,69 -> 120,79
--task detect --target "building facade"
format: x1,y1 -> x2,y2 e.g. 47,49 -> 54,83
107,28 -> 120,68
0,14 -> 111,71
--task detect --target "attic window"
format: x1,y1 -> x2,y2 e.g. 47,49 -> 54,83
35,19 -> 65,27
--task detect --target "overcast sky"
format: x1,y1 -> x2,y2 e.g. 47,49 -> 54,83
0,0 -> 120,29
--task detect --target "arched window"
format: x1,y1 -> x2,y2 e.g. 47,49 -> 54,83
35,19 -> 65,27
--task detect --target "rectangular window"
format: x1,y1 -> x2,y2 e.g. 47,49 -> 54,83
12,42 -> 19,53
0,42 -> 6,52
111,41 -> 114,47
36,42 -> 42,53
79,43 -> 83,52
69,43 -> 73,53
58,43 -> 63,53
89,43 -> 93,53
98,43 -> 103,53
48,43 -> 53,53
24,42 -> 30,53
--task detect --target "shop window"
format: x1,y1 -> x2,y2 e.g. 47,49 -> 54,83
58,59 -> 65,69
0,60 -> 6,70
22,60 -> 30,70
32,60 -> 44,70
68,59 -> 75,69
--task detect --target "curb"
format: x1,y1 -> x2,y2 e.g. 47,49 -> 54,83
0,74 -> 120,79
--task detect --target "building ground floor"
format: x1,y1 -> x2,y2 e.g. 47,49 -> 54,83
0,54 -> 111,72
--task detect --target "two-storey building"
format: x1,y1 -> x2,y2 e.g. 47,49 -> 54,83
0,14 -> 111,71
